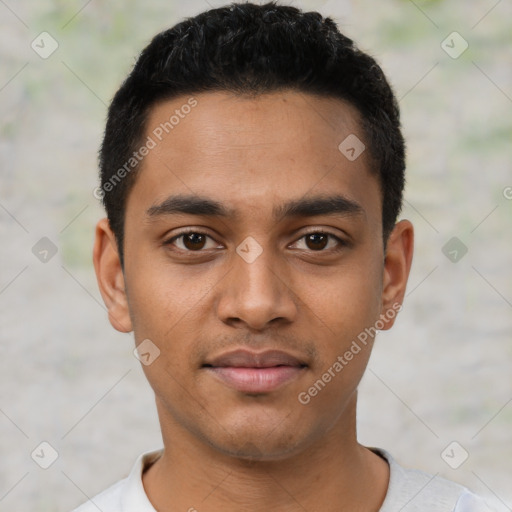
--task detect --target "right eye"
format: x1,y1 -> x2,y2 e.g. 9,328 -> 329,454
163,230 -> 223,252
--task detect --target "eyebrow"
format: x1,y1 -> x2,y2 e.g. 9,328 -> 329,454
145,193 -> 365,222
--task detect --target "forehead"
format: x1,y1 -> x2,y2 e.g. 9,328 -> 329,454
126,90 -> 381,228
146,90 -> 364,157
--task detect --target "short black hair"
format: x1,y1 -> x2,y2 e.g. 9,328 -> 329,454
98,1 -> 405,268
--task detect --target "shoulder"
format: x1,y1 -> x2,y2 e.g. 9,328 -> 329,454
453,490 -> 495,512
69,448 -> 163,512
372,448 -> 494,512
71,477 -> 126,512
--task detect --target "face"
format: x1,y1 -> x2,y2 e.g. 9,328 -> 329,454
94,90 -> 413,461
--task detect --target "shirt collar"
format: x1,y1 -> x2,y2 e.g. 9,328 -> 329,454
120,447 -> 163,511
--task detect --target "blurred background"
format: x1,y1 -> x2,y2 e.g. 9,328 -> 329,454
0,0 -> 511,510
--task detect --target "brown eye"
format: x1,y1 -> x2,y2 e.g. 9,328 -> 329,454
182,233 -> 207,251
165,231 -> 220,252
305,233 -> 329,251
290,231 -> 345,253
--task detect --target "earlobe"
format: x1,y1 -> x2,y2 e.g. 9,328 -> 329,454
92,218 -> 133,333
379,220 -> 414,331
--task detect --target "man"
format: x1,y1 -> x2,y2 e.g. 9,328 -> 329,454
76,2 -> 492,510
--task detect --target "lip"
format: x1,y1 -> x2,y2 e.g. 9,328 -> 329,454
203,349 -> 307,393
205,349 -> 307,368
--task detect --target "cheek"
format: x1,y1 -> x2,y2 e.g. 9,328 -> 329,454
297,283 -> 378,415
124,255 -> 215,335
303,259 -> 383,340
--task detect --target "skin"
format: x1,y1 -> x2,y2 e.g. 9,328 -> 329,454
93,90 -> 414,511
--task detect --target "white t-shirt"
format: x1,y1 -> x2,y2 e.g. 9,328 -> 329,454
71,447 -> 494,511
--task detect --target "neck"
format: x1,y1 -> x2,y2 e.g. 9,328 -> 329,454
142,394 -> 389,512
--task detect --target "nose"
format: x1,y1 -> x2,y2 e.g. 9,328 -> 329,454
215,241 -> 298,331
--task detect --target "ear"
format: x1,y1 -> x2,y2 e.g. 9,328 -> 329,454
379,220 -> 414,330
92,217 -> 133,333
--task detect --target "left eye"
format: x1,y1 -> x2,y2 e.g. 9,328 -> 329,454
290,232 -> 343,252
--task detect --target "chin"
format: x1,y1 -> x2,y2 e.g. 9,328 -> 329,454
215,438 -> 303,462
203,418 -> 309,462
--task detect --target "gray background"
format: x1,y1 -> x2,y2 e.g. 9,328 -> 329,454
0,0 -> 511,510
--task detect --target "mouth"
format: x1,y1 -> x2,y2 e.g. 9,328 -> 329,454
202,349 -> 308,394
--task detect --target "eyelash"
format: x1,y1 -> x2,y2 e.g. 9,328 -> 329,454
163,228 -> 347,254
